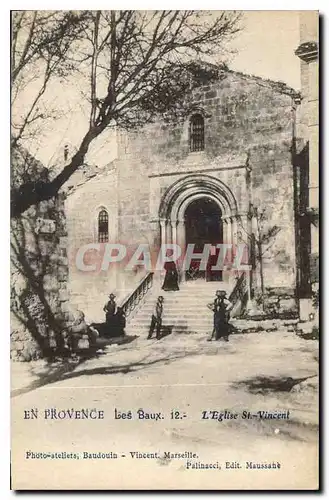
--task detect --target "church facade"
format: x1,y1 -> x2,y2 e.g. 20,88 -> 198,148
65,68 -> 300,322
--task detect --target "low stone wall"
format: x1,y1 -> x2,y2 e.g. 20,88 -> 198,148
247,287 -> 298,320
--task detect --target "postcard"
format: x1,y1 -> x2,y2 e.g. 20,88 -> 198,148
11,10 -> 319,490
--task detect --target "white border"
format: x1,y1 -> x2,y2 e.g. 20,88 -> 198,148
2,4 -> 327,499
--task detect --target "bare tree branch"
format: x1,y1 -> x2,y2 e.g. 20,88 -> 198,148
11,10 -> 242,217
89,11 -> 100,127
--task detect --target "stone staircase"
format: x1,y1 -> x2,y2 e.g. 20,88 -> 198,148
125,280 -> 232,336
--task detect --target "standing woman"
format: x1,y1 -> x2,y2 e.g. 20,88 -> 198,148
103,293 -> 116,327
162,261 -> 180,291
208,290 -> 233,341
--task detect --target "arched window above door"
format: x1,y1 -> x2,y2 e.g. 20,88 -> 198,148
98,209 -> 109,242
189,113 -> 205,152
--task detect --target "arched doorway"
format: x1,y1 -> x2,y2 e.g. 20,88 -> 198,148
185,197 -> 223,281
158,174 -> 239,284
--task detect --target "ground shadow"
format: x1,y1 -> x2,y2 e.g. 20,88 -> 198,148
92,334 -> 138,349
297,331 -> 319,341
159,326 -> 173,340
232,375 -> 316,395
56,350 -> 190,381
11,344 -> 195,398
11,335 -> 139,398
91,322 -> 130,339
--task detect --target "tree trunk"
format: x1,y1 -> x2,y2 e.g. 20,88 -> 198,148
250,233 -> 256,299
258,242 -> 265,312
11,123 -> 108,218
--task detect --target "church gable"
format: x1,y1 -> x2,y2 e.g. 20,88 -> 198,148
117,69 -> 298,166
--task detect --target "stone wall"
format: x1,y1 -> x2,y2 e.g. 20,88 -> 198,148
65,68 -> 299,318
117,70 -> 297,293
65,167 -> 119,323
11,192 -> 69,361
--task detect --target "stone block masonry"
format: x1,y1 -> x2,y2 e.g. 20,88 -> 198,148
65,67 -> 299,321
116,69 -> 297,291
11,191 -> 69,361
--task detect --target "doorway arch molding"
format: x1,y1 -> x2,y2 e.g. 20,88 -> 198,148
157,174 -> 240,283
159,173 -> 238,222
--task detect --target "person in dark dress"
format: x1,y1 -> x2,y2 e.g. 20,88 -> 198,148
103,293 -> 116,328
207,290 -> 233,341
162,261 -> 179,291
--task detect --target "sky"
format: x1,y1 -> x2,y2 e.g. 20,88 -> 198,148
14,10 -> 303,168
230,11 -> 301,90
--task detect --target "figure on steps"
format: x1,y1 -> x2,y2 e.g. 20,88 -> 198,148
207,290 -> 233,341
162,261 -> 179,291
103,293 -> 116,329
148,296 -> 164,340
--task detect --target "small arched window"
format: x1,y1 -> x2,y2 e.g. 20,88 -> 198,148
98,209 -> 109,242
190,113 -> 205,152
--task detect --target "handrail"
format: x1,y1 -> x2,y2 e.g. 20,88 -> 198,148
229,272 -> 248,314
120,272 -> 154,318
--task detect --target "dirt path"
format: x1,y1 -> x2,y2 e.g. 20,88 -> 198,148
11,330 -> 319,490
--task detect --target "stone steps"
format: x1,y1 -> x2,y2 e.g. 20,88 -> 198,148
133,312 -> 213,320
126,280 -> 232,335
127,318 -> 213,327
127,325 -> 213,335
